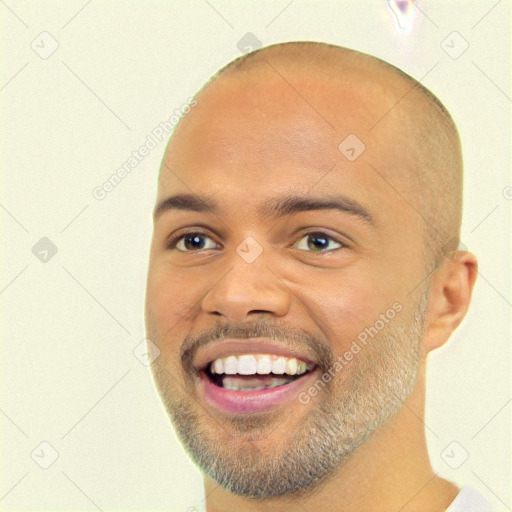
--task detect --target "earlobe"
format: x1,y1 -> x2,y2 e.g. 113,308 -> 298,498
422,251 -> 478,352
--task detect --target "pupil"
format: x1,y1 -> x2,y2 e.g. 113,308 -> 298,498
184,235 -> 205,250
308,234 -> 328,251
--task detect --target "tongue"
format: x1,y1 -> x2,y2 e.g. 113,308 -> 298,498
221,374 -> 297,390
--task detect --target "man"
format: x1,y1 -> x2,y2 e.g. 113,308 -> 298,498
144,42 -> 492,511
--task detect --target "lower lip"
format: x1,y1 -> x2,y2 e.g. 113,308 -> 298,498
198,370 -> 318,414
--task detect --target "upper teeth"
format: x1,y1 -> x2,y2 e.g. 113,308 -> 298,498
210,354 -> 310,376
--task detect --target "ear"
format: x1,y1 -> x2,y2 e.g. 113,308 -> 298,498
422,251 -> 478,352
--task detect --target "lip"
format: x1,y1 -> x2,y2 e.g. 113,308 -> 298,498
192,338 -> 318,372
197,368 -> 319,414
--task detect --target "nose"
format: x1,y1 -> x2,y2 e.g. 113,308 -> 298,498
200,257 -> 291,323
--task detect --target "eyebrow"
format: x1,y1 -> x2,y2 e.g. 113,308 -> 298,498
153,192 -> 374,225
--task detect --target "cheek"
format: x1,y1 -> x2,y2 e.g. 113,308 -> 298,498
292,267 -> 399,350
145,263 -> 202,338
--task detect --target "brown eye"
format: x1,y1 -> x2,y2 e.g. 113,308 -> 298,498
294,232 -> 344,252
168,233 -> 217,252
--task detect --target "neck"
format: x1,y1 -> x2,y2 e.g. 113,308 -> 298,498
203,363 -> 459,512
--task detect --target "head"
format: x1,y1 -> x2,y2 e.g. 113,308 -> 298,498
145,42 -> 477,500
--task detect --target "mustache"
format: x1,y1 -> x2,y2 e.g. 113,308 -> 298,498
180,318 -> 334,375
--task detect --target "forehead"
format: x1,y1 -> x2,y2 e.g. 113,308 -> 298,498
158,66 -> 418,218
168,67 -> 395,159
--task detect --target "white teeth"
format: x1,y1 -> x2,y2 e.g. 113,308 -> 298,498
209,353 -> 311,376
223,376 -> 292,390
224,356 -> 238,375
237,355 -> 257,375
271,357 -> 286,374
257,357 -> 272,375
213,358 -> 224,374
285,358 -> 297,375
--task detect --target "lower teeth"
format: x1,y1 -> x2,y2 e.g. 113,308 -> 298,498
221,375 -> 296,391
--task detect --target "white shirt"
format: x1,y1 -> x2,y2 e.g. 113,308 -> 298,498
446,486 -> 495,512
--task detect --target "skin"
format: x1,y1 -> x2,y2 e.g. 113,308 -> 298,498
145,43 -> 478,511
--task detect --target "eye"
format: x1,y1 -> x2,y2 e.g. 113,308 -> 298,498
168,232 -> 218,252
293,231 -> 344,252
167,230 -> 345,253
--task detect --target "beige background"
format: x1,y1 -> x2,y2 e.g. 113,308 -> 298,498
1,1 -> 510,511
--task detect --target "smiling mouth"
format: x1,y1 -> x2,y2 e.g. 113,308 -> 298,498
203,353 -> 316,391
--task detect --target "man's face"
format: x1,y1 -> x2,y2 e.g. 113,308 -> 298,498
145,68 -> 429,498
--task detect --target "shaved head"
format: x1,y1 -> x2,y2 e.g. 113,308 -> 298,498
164,41 -> 463,271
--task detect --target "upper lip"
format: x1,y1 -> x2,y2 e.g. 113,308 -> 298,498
193,338 -> 318,372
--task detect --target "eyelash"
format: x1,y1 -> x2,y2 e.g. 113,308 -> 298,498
166,230 -> 346,253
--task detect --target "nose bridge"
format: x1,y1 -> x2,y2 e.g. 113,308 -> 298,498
200,245 -> 291,322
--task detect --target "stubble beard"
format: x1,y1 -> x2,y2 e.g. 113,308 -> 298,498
149,298 -> 426,500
